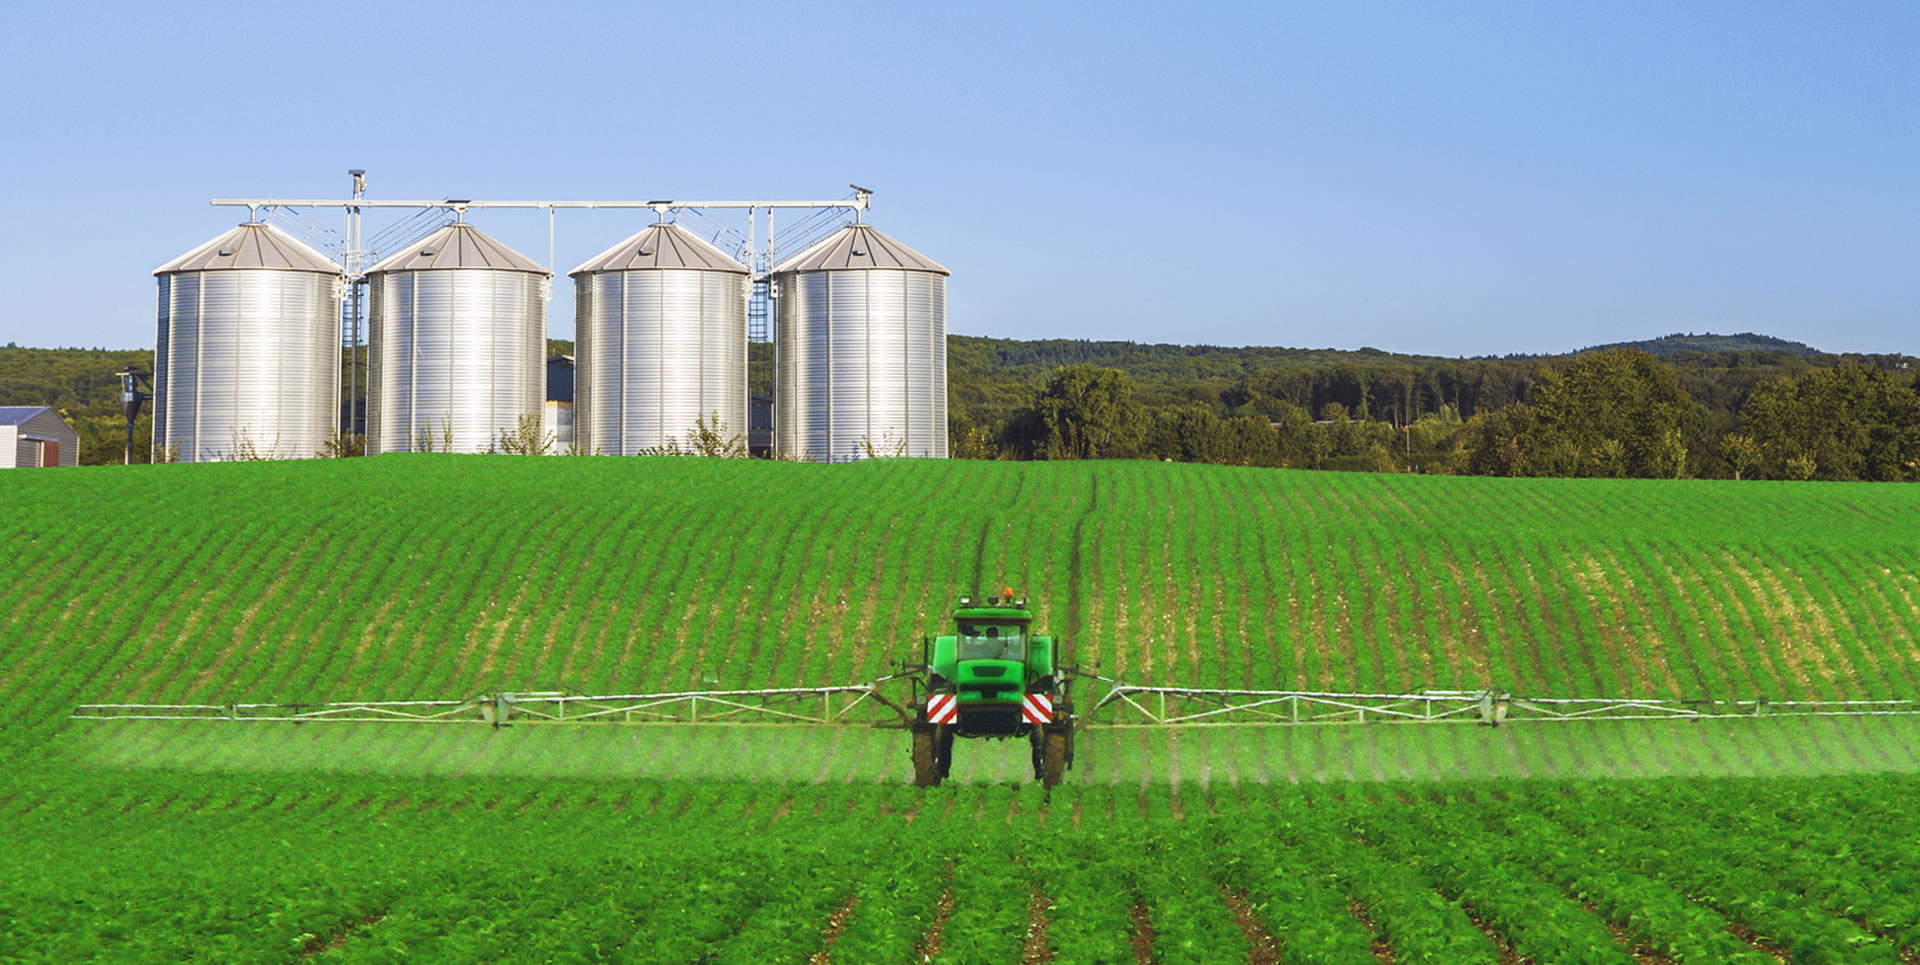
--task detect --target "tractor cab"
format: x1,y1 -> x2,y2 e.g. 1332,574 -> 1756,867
913,590 -> 1074,787
956,620 -> 1028,661
952,617 -> 1033,701
931,596 -> 1053,730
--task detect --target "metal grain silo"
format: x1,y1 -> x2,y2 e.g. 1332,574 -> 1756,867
570,223 -> 749,454
772,224 -> 949,461
152,222 -> 345,462
365,222 -> 550,454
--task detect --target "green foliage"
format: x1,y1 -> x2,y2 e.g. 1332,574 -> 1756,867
0,345 -> 153,411
748,339 -> 773,401
944,334 -> 1915,478
1141,404 -> 1288,467
226,426 -> 287,461
0,346 -> 156,465
492,414 -> 555,456
1575,331 -> 1824,357
854,428 -> 908,459
1521,349 -> 1695,477
408,417 -> 455,453
1020,364 -> 1148,460
71,411 -> 153,466
9,336 -> 1916,475
317,430 -> 367,458
4,771 -> 1920,960
947,411 -> 1006,459
947,334 -> 1448,403
1739,364 -> 1920,481
634,413 -> 749,457
1723,432 -> 1762,480
1458,349 -> 1700,478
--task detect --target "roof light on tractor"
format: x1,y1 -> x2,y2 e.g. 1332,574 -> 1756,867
909,591 -> 1076,787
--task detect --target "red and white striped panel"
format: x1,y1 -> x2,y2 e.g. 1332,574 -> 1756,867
1022,693 -> 1053,725
927,693 -> 958,725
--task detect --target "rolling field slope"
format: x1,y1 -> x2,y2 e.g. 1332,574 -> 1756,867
9,457 -> 1920,962
5,455 -> 1919,755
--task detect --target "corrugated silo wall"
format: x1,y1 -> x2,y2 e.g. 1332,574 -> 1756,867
774,269 -> 946,462
153,270 -> 340,462
367,270 -> 545,454
573,278 -> 594,454
575,269 -> 747,455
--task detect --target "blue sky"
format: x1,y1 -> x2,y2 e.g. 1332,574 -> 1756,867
1,1 -> 1913,357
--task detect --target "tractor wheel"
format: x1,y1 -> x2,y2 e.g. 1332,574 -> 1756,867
1057,706 -> 1076,768
1040,728 -> 1069,787
912,726 -> 942,787
1029,729 -> 1045,780
935,727 -> 955,778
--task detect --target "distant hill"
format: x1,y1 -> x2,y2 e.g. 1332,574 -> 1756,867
1581,332 -> 1823,357
948,336 -> 1445,382
954,332 -> 1848,384
1474,332 -> 1825,361
945,336 -> 1464,414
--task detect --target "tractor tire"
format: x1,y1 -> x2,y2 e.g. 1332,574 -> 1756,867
1029,728 -> 1045,780
935,726 -> 955,778
1056,705 -> 1076,768
1040,728 -> 1068,787
912,726 -> 942,787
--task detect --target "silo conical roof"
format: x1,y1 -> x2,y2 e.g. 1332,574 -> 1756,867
365,222 -> 550,275
569,222 -> 750,276
772,224 -> 950,275
153,222 -> 344,275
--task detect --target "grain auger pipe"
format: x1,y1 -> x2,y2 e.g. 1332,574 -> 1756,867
903,589 -> 1077,787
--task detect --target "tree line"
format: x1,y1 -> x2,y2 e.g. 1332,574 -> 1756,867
7,337 -> 1916,479
956,349 -> 1920,482
0,344 -> 156,464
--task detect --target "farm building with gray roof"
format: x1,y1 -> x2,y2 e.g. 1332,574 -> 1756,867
0,406 -> 78,468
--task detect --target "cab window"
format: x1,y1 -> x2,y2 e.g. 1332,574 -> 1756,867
957,622 -> 1027,661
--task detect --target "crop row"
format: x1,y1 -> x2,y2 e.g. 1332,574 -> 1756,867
57,714 -> 1920,787
5,769 -> 1920,962
4,456 -> 1920,768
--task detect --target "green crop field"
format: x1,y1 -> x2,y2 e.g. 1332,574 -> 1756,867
6,456 -> 1920,962
9,773 -> 1920,963
9,456 -> 1920,727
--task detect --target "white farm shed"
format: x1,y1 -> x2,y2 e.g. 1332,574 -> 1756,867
0,406 -> 80,468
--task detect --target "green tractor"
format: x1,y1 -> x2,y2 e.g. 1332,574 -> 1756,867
910,590 -> 1076,787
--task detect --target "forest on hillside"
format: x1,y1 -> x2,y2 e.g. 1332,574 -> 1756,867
5,335 -> 1916,479
942,335 -> 1918,481
0,344 -> 155,464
